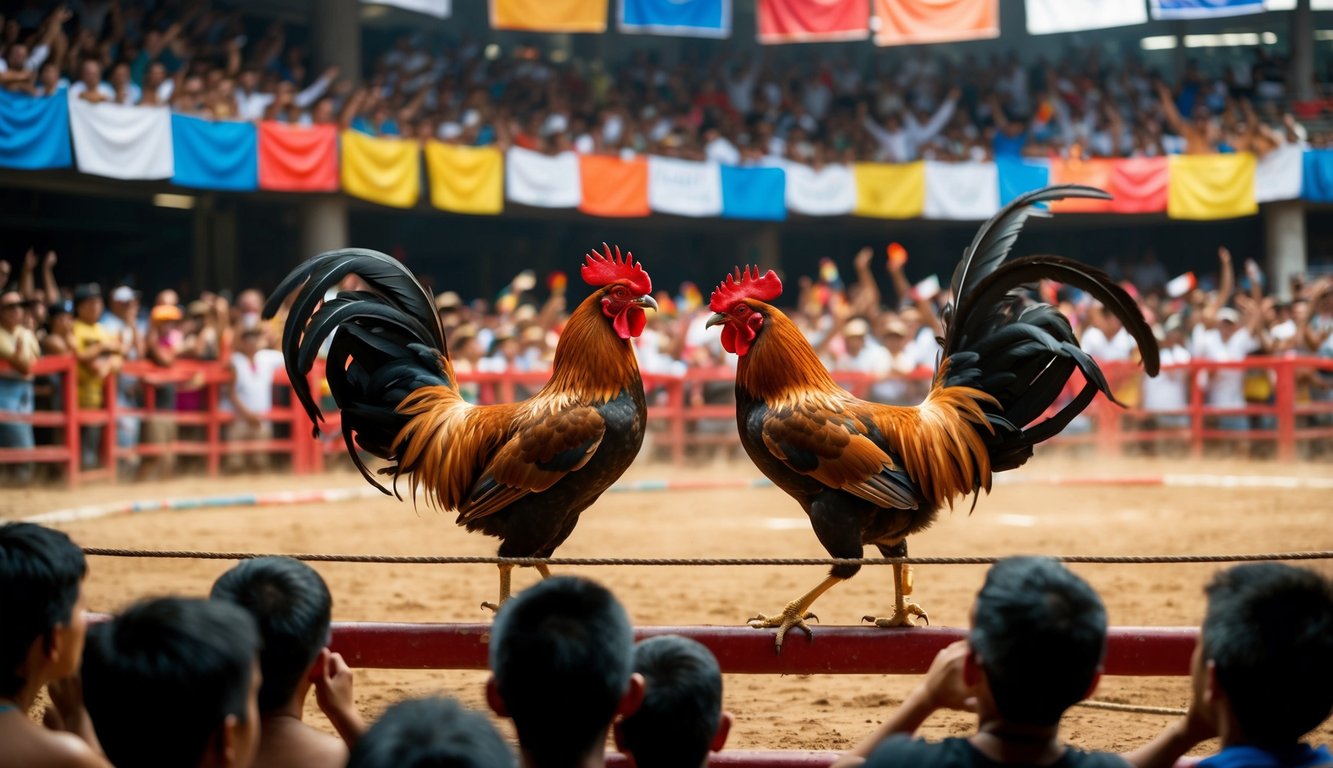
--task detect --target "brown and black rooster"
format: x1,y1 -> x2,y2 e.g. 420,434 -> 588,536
707,186 -> 1159,649
264,245 -> 657,610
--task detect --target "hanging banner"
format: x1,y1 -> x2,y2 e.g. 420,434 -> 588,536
424,142 -> 503,215
1301,148 -> 1333,203
1150,0 -> 1265,20
647,156 -> 723,217
506,148 -> 582,208
1167,153 -> 1258,220
784,162 -> 856,216
170,115 -> 258,191
619,0 -> 729,37
1025,0 -> 1146,34
1254,144 -> 1303,203
1048,158 -> 1115,213
852,162 -> 925,219
579,154 -> 650,217
68,97 -> 173,180
361,0 -> 450,17
996,158 -> 1050,206
340,130 -> 421,209
257,122 -> 339,192
923,161 -> 999,220
757,0 -> 869,43
720,165 -> 786,221
873,0 -> 998,46
1107,157 -> 1168,214
491,0 -> 608,32
0,91 -> 71,170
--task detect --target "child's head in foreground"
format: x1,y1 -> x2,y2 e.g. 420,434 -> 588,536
615,635 -> 730,768
0,522 -> 88,702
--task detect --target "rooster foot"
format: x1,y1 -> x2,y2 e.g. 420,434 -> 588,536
861,601 -> 929,628
480,600 -> 503,614
748,609 -> 819,652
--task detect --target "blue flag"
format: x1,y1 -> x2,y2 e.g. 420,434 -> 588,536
171,114 -> 258,191
0,91 -> 71,170
1302,149 -> 1333,204
619,0 -> 729,37
1150,0 -> 1265,20
996,158 -> 1051,207
721,165 -> 786,221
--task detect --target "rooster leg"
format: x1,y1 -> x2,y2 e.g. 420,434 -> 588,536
480,563 -> 514,614
748,574 -> 843,652
535,563 -> 553,579
862,542 -> 929,628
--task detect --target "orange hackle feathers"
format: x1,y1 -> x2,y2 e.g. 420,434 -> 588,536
582,243 -> 651,295
710,266 -> 783,312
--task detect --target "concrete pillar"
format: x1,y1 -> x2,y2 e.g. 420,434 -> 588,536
1291,0 -> 1316,102
1264,200 -> 1307,302
751,224 -> 783,274
310,0 -> 360,76
300,196 -> 350,259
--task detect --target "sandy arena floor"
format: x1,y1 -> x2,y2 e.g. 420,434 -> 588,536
6,454 -> 1332,756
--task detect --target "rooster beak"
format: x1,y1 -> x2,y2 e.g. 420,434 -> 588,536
705,313 -> 727,329
632,295 -> 659,311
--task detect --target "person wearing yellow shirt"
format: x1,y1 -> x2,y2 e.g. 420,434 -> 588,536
0,290 -> 41,483
70,285 -> 121,469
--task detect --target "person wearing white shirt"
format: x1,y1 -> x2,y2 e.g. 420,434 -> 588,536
223,329 -> 286,472
1141,317 -> 1192,429
860,88 -> 960,163
1193,307 -> 1259,433
68,59 -> 115,103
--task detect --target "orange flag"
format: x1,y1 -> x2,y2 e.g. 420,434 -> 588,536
1048,158 -> 1114,213
491,0 -> 607,32
873,0 -> 998,46
578,154 -> 650,218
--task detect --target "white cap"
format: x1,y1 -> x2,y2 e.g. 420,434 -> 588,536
111,286 -> 136,303
1217,307 -> 1241,324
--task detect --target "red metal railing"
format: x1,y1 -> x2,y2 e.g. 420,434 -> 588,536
3,356 -> 1331,484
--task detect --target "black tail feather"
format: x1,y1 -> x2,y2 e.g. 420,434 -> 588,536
938,187 -> 1159,471
263,249 -> 451,490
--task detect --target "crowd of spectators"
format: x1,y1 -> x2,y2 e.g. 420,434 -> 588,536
2,1 -> 1331,166
3,520 -> 1332,768
2,240 -> 1333,481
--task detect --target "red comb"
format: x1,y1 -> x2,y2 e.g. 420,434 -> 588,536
581,243 -> 651,295
710,266 -> 783,312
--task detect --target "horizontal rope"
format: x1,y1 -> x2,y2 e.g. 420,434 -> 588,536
1076,700 -> 1186,717
79,548 -> 1333,566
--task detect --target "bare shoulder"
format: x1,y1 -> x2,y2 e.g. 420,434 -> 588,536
254,720 -> 348,768
0,721 -> 111,768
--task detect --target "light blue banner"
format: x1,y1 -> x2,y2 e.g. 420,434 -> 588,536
996,158 -> 1050,207
619,0 -> 729,37
0,91 -> 72,170
720,165 -> 786,221
170,114 -> 258,191
1302,149 -> 1333,204
1150,0 -> 1265,20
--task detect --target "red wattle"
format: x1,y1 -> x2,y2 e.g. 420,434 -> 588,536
613,307 -> 647,339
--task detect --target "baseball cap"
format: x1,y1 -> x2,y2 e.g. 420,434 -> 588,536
72,284 -> 102,304
110,285 -> 136,303
1217,307 -> 1241,324
844,318 -> 870,337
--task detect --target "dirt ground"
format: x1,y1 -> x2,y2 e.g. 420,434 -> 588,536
8,454 -> 1333,756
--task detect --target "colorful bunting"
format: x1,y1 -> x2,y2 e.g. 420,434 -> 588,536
1167,153 -> 1258,220
424,142 -> 503,215
170,115 -> 258,191
757,0 -> 869,43
68,98 -> 173,180
873,0 -> 998,47
0,91 -> 71,170
619,0 -> 729,37
996,158 -> 1050,206
340,130 -> 421,209
647,156 -> 723,216
491,0 -> 608,32
506,148 -> 582,208
852,161 -> 925,219
1048,158 -> 1115,213
1254,144 -> 1303,203
1302,149 -> 1333,203
720,165 -> 786,221
578,154 -> 650,217
923,161 -> 999,220
1108,156 -> 1168,214
1151,0 -> 1265,19
783,161 -> 856,216
257,122 -> 339,192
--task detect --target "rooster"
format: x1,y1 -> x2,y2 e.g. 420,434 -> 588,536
707,186 -> 1159,649
263,245 -> 657,610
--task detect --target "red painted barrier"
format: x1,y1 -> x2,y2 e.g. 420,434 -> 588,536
328,623 -> 1197,677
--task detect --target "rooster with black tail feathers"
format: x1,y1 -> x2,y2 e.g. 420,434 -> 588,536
707,186 -> 1160,650
263,245 -> 657,611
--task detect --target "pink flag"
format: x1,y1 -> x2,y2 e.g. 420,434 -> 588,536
757,0 -> 869,43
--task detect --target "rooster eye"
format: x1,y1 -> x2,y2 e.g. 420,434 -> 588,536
613,286 -> 628,299
734,305 -> 749,316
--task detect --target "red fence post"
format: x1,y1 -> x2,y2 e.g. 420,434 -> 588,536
63,356 -> 80,487
1274,357 -> 1296,462
1189,362 -> 1205,459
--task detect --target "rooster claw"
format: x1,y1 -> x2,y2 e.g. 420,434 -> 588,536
481,601 -> 501,614
748,610 -> 819,653
862,603 -> 929,628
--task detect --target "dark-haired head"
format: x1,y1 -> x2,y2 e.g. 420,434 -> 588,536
616,635 -> 728,768
211,556 -> 332,713
488,576 -> 640,767
0,523 -> 87,699
348,696 -> 514,768
968,557 -> 1107,726
1200,563 -> 1333,747
83,597 -> 261,768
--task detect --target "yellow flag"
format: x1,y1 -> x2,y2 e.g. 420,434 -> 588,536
425,142 -> 503,215
853,161 -> 925,219
340,131 -> 420,209
491,0 -> 607,32
1167,153 -> 1257,221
